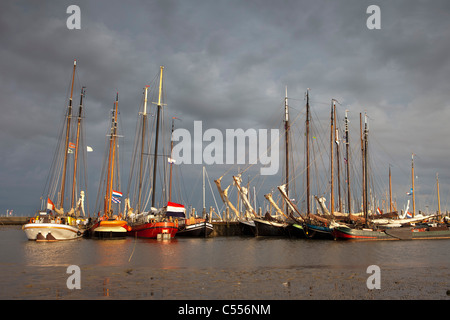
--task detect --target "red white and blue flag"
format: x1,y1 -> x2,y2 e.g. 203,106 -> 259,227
112,190 -> 122,203
165,201 -> 186,218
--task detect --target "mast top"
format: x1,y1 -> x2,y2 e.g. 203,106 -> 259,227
157,66 -> 164,106
284,86 -> 289,122
152,67 -> 167,108
143,85 -> 149,115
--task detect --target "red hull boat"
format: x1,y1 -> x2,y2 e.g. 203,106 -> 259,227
128,220 -> 178,239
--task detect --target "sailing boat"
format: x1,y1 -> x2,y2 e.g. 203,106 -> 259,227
253,88 -> 293,237
332,119 -> 450,240
303,98 -> 341,239
86,93 -> 130,238
23,60 -> 89,241
125,66 -> 178,239
176,167 -> 213,237
233,173 -> 258,236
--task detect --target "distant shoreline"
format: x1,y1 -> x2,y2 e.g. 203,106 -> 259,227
0,217 -> 30,225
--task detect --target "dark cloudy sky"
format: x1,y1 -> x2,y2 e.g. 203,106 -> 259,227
2,0 -> 450,216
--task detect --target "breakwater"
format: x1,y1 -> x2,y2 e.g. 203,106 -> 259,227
0,217 -> 30,225
210,221 -> 242,237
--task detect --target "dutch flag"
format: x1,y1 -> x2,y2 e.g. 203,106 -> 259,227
112,190 -> 122,203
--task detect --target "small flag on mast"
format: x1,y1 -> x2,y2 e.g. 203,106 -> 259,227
112,190 -> 122,203
47,198 -> 55,210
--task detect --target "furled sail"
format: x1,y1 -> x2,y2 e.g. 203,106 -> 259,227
214,176 -> 240,218
264,192 -> 287,219
277,184 -> 304,221
232,174 -> 257,217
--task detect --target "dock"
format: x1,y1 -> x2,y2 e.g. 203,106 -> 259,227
0,216 -> 30,225
211,221 -> 243,237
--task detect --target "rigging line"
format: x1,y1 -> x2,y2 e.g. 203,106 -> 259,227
128,231 -> 138,262
205,168 -> 221,215
125,93 -> 146,199
94,111 -> 114,213
220,98 -> 286,179
173,165 -> 184,205
81,126 -> 90,216
241,98 -> 305,179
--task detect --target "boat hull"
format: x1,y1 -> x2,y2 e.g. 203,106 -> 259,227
333,224 -> 450,241
128,221 -> 178,239
87,220 -> 130,239
286,223 -> 307,238
23,222 -> 83,241
238,219 -> 257,236
177,221 -> 213,237
305,224 -> 334,240
333,226 -> 395,240
253,218 -> 288,237
411,225 -> 450,240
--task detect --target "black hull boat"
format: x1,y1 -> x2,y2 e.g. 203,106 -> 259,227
286,222 -> 307,238
238,218 -> 257,236
253,217 -> 288,237
177,219 -> 213,237
305,223 -> 335,240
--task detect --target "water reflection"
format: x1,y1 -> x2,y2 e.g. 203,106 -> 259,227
23,238 -> 84,267
2,227 -> 450,299
132,238 -> 185,269
90,238 -> 132,266
103,277 -> 110,297
17,234 -> 450,271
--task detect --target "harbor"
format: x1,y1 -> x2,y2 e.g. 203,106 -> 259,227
1,225 -> 449,300
2,1 -> 450,307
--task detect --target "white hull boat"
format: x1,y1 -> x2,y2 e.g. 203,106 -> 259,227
23,221 -> 84,241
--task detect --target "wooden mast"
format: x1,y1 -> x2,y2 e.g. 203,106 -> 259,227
151,66 -> 164,208
363,114 -> 369,222
389,165 -> 393,213
137,86 -> 149,213
330,100 -> 335,214
411,153 -> 415,217
437,173 -> 441,220
59,59 -> 77,211
105,93 -> 119,216
71,86 -> 85,209
305,89 -> 311,215
202,166 -> 206,212
360,113 -> 366,219
345,110 -> 351,213
284,87 -> 290,214
334,104 -> 342,212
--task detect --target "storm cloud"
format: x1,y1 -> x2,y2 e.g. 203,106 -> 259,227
1,0 -> 450,215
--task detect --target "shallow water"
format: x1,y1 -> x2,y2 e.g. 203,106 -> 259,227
1,225 -> 449,300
